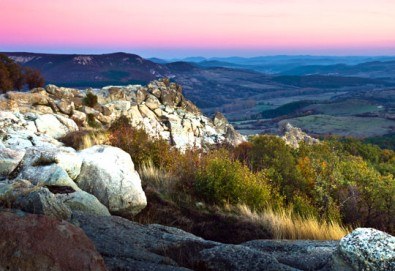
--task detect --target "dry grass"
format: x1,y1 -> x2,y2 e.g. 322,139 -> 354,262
234,204 -> 351,240
138,161 -> 177,196
60,130 -> 110,150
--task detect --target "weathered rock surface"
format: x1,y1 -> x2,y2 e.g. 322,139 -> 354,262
0,147 -> 25,179
0,210 -> 107,271
71,214 -> 395,271
57,190 -> 111,217
76,145 -> 147,216
13,188 -> 72,220
0,79 -> 245,151
280,122 -> 320,148
0,109 -> 144,217
336,228 -> 395,271
242,240 -> 338,271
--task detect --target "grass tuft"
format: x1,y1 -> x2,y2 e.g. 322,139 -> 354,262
235,204 -> 350,240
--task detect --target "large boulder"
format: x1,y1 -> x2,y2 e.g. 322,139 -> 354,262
75,145 -> 147,216
0,210 -> 107,271
336,228 -> 395,271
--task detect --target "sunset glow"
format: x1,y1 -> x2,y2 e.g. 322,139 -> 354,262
1,0 -> 395,57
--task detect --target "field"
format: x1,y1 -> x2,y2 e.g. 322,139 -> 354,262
305,99 -> 384,116
279,115 -> 395,138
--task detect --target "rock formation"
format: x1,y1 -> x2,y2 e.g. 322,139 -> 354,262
280,122 -> 320,148
0,79 -> 244,219
0,79 -> 245,151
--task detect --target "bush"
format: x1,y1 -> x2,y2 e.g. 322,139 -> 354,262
109,116 -> 177,170
59,130 -> 109,150
0,54 -> 44,92
195,150 -> 272,210
83,92 -> 98,107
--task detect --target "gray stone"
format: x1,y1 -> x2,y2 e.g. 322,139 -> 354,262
76,145 -> 147,216
198,244 -> 297,271
19,164 -> 80,191
337,228 -> 395,271
57,190 -> 111,216
243,240 -> 338,271
71,213 -> 214,271
14,188 -> 72,220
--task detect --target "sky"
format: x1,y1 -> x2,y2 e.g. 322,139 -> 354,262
1,0 -> 395,58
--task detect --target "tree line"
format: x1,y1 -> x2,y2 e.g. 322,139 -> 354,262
0,54 -> 45,93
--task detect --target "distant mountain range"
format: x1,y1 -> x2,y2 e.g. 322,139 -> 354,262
4,52 -> 171,87
3,52 -> 394,110
151,55 -> 395,75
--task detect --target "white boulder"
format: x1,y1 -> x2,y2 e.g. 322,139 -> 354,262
76,145 -> 147,216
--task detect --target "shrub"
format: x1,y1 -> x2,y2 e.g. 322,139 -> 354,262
195,151 -> 272,210
108,116 -> 177,169
86,113 -> 102,128
83,92 -> 98,107
0,54 -> 44,92
59,130 -> 110,150
24,67 -> 45,89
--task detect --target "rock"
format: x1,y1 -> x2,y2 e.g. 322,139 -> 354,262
57,190 -> 111,216
243,240 -> 338,271
213,112 -> 228,131
197,244 -> 296,271
21,146 -> 82,180
71,110 -> 87,126
19,163 -> 80,191
337,228 -> 395,271
145,94 -> 161,110
136,88 -> 148,104
6,91 -> 49,107
0,147 -> 25,179
280,122 -> 319,148
0,210 -> 107,271
75,145 -> 147,216
151,88 -> 162,98
57,100 -> 75,115
14,188 -> 72,220
160,87 -> 182,107
72,213 -> 214,271
34,105 -> 53,114
17,147 -> 82,191
55,114 -> 79,132
34,114 -> 73,138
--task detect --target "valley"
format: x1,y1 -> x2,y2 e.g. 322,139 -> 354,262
4,52 -> 395,145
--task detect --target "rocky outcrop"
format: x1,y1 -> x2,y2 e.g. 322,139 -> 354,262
335,228 -> 395,271
71,213 -> 394,271
0,210 -> 107,271
0,79 -> 244,151
280,122 -> 320,148
0,113 -> 147,217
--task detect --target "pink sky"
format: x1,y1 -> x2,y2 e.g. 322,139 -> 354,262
1,0 -> 395,57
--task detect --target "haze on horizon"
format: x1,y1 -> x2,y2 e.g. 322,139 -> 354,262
1,0 -> 395,58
